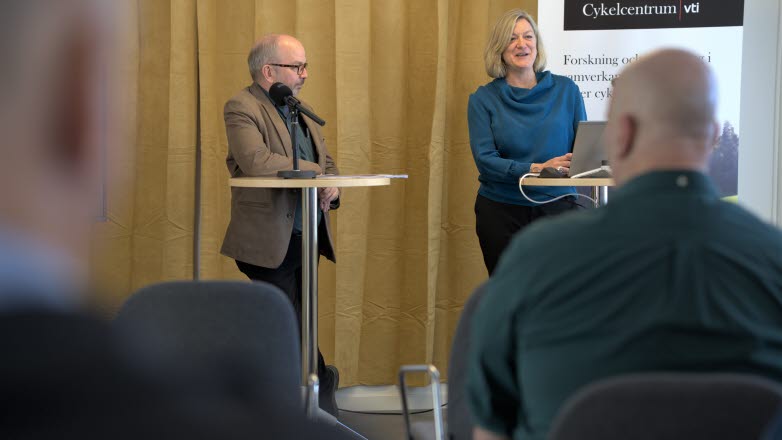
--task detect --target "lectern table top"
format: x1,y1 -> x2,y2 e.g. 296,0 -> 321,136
230,175 -> 392,189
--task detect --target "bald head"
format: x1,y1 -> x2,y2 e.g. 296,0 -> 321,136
247,34 -> 308,95
605,49 -> 720,185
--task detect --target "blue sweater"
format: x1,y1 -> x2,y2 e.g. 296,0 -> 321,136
468,71 -> 587,205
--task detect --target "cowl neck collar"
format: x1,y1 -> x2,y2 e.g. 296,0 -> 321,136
494,71 -> 553,103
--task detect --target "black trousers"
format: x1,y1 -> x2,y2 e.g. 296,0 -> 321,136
475,194 -> 582,275
236,233 -> 327,378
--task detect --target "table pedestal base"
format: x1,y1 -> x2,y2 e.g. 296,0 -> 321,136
590,185 -> 609,207
229,174 -> 396,421
301,187 -> 319,389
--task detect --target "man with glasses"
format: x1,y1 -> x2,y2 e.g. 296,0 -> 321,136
221,34 -> 341,417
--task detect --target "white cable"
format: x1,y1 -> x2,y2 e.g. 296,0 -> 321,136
518,173 -> 598,205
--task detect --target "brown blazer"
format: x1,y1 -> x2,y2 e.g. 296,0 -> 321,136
220,83 -> 338,269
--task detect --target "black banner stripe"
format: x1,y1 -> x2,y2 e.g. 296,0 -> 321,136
564,0 -> 744,30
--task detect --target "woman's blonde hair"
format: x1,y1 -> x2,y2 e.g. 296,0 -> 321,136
483,9 -> 547,79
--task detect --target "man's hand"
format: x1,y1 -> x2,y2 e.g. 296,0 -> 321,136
318,187 -> 339,212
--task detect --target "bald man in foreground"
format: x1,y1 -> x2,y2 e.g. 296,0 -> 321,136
467,49 -> 782,440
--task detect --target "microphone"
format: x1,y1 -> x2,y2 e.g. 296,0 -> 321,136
269,82 -> 326,126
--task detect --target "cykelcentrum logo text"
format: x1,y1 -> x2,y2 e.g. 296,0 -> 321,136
582,3 -> 687,20
564,0 -> 743,30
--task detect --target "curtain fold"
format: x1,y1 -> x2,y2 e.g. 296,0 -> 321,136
94,0 -> 537,387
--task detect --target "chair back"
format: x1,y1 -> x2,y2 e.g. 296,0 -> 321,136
114,280 -> 301,397
398,282 -> 490,440
548,373 -> 782,440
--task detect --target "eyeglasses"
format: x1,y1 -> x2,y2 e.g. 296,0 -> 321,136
268,63 -> 308,75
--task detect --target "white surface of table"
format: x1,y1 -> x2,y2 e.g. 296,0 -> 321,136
520,177 -> 615,187
230,175 -> 392,188
228,173 -> 398,390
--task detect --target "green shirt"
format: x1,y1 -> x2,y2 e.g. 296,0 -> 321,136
468,171 -> 782,440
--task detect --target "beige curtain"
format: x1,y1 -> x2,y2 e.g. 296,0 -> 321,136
93,0 -> 537,387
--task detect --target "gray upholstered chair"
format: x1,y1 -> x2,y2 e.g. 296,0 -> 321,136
114,280 -> 365,439
399,282 -> 489,440
115,281 -> 301,402
548,373 -> 782,440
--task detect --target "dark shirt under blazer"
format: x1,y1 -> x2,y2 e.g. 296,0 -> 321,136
221,83 -> 338,269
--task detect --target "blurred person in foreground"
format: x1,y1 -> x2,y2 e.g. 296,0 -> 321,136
467,48 -> 782,440
468,9 -> 587,275
0,1 -> 346,438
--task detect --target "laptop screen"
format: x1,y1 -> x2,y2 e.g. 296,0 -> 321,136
569,121 -> 608,177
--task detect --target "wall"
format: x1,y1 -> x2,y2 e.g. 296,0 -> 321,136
738,0 -> 782,225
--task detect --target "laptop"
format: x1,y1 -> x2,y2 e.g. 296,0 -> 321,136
568,121 -> 610,178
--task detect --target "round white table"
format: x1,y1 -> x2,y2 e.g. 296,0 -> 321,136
229,175 -> 392,389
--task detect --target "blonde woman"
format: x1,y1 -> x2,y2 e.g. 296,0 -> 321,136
468,9 -> 586,274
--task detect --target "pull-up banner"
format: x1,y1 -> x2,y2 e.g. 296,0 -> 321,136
565,1 -> 744,30
539,0 -> 745,197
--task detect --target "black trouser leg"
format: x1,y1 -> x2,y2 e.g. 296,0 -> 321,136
475,195 -> 533,275
475,194 -> 581,275
236,233 -> 327,379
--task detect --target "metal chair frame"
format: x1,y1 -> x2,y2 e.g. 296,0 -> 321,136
398,364 -> 445,440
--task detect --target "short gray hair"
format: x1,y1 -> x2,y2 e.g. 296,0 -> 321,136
247,34 -> 281,81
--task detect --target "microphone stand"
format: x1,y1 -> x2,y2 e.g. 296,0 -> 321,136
278,104 -> 317,179
275,100 -> 318,388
